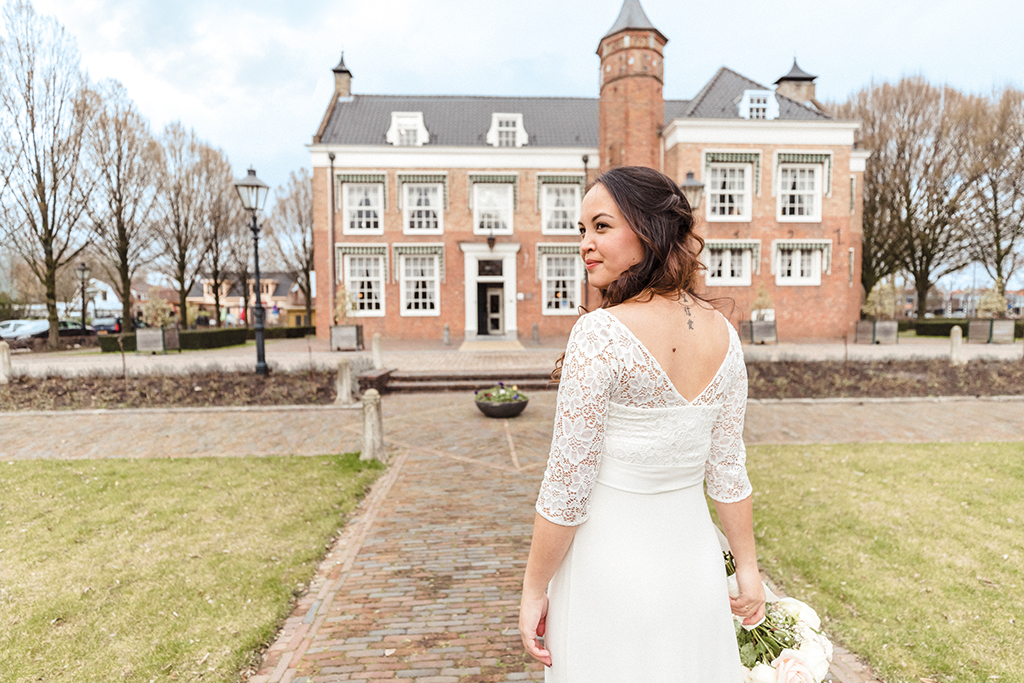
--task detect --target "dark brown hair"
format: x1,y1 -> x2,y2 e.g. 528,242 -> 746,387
551,166 -> 717,382
592,166 -> 705,307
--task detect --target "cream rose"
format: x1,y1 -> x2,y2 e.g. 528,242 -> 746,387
775,597 -> 821,630
744,662 -> 778,683
773,649 -> 817,683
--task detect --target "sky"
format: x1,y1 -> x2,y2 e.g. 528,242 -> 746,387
21,0 -> 1024,289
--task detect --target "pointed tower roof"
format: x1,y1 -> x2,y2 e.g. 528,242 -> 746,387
333,52 -> 351,75
602,0 -> 667,43
775,59 -> 815,83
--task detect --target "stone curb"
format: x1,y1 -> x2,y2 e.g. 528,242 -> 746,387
3,394 -> 1019,419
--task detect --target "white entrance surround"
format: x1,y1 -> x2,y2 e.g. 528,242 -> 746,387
459,242 -> 520,342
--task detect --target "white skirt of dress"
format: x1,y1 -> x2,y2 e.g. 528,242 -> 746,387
544,478 -> 744,683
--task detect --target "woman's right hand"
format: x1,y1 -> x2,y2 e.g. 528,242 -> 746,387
519,588 -> 552,667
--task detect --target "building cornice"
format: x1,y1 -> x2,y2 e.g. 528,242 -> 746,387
309,144 -> 598,170
663,118 -> 861,148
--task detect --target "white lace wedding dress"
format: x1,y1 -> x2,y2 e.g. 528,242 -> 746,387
536,308 -> 751,683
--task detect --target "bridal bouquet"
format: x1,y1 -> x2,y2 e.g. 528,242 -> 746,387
723,551 -> 834,683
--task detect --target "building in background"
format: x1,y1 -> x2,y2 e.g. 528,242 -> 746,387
309,0 -> 865,343
186,272 -> 315,327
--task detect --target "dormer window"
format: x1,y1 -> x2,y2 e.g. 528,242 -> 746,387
386,112 -> 429,147
739,90 -> 779,120
487,113 -> 528,148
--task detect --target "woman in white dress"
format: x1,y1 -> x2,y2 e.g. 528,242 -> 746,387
519,166 -> 766,682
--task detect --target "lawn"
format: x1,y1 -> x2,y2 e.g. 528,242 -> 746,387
0,453 -> 383,683
744,442 -> 1023,683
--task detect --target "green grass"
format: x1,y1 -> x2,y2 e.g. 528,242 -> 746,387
0,453 -> 384,683
744,442 -> 1023,683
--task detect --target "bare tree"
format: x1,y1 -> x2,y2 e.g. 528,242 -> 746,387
227,213 -> 253,327
0,0 -> 94,345
154,122 -> 209,329
86,80 -> 162,332
829,90 -> 904,298
961,87 -> 1024,298
266,169 -> 315,325
202,147 -> 244,326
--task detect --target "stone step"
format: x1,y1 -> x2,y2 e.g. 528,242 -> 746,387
389,370 -> 552,383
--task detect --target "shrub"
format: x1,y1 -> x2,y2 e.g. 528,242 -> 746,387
99,328 -> 249,353
246,326 -> 316,340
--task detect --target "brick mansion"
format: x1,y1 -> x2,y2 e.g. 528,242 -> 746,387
309,0 -> 867,343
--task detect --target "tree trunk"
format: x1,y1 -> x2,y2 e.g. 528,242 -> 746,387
915,278 -> 932,320
45,261 -> 60,348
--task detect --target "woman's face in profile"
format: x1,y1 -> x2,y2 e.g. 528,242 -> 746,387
578,183 -> 644,289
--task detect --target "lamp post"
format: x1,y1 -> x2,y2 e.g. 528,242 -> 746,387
680,171 -> 705,210
75,262 -> 91,330
233,167 -> 271,376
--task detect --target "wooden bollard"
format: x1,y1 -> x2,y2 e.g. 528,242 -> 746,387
334,358 -> 353,405
360,388 -> 386,461
371,332 -> 383,370
0,341 -> 10,385
950,325 -> 966,365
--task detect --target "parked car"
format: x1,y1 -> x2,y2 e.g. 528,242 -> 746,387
15,320 -> 95,340
91,316 -> 123,334
0,319 -> 33,340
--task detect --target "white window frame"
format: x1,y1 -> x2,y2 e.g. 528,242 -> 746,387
705,247 -> 753,287
385,112 -> 429,147
541,184 -> 581,234
402,183 -> 444,235
343,254 -> 386,316
342,183 -> 384,235
705,163 -> 752,222
777,163 -> 823,222
541,254 -> 581,316
398,254 -> 440,317
486,113 -> 528,148
774,248 -> 823,286
739,90 -> 779,120
473,183 -> 514,235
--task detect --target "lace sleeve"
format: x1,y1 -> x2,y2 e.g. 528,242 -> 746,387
536,313 -> 619,526
705,347 -> 753,503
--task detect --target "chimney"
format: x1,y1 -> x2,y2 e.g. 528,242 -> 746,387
774,59 -> 819,108
333,52 -> 352,98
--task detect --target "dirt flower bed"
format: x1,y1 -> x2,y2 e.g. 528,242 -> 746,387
0,360 -> 1020,411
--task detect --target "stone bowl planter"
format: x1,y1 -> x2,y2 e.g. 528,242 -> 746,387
475,399 -> 528,418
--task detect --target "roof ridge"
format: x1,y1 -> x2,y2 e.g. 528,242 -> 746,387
683,66 -> 727,116
349,93 -> 599,102
772,89 -> 831,119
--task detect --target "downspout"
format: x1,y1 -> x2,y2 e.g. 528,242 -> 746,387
328,152 -> 336,327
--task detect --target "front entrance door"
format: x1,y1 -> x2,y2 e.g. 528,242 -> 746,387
485,286 -> 504,335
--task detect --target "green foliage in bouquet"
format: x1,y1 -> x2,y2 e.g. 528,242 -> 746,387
724,551 -> 798,667
474,383 -> 528,403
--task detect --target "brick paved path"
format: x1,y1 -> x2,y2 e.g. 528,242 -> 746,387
4,396 -> 1020,682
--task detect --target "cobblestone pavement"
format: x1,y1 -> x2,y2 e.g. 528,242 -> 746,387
8,334 -> 1023,377
4,397 -> 1021,682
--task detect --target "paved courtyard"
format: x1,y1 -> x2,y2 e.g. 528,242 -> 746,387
3,394 -> 1020,682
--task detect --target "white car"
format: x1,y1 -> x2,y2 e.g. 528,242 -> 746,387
10,320 -> 50,340
0,319 -> 33,340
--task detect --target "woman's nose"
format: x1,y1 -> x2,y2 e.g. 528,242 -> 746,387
580,230 -> 594,255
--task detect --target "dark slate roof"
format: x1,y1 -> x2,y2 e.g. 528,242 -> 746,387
321,95 -> 599,147
775,59 -> 816,83
602,0 -> 667,43
683,67 -> 829,120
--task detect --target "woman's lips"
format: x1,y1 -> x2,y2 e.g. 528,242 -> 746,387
584,260 -> 600,270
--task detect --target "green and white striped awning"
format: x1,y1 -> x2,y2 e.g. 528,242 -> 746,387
397,174 -> 449,210
468,174 -> 519,210
335,173 -> 388,209
535,244 -> 582,281
705,239 -> 761,265
771,239 -> 832,273
393,244 -> 445,283
536,174 -> 586,211
705,152 -> 761,195
336,244 -> 389,280
777,153 -> 832,195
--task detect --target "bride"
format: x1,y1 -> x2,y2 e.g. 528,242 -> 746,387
519,166 -> 765,682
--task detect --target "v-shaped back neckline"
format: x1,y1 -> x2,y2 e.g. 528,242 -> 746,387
595,307 -> 735,405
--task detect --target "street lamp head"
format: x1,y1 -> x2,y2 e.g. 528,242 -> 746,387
234,167 -> 270,212
680,171 -> 705,211
76,262 -> 91,281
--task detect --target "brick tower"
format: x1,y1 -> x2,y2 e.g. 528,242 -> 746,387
597,0 -> 667,173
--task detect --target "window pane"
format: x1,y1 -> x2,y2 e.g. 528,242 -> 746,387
730,249 -> 745,278
406,184 -> 440,231
709,167 -> 746,216
475,184 -> 511,232
347,184 -> 381,230
348,256 -> 383,311
544,185 -> 578,232
402,256 -> 437,311
544,256 -> 577,310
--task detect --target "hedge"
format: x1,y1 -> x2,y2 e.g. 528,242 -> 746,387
908,319 -> 1022,338
246,325 -> 316,340
99,327 -> 246,353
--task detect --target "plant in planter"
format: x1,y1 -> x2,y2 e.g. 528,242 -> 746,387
474,383 -> 529,418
